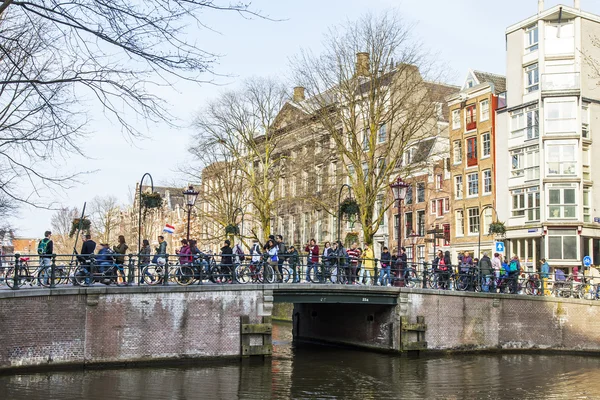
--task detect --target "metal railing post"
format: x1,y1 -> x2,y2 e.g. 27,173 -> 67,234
12,253 -> 20,290
127,254 -> 135,285
50,254 -> 56,289
163,254 -> 169,286
422,261 -> 428,289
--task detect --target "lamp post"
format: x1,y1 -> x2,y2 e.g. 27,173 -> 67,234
337,184 -> 353,243
233,207 -> 245,242
182,185 -> 199,241
390,176 -> 409,258
477,204 -> 499,259
138,173 -> 154,254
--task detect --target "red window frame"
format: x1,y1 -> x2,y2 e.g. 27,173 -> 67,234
466,137 -> 477,167
443,224 -> 451,246
466,105 -> 477,131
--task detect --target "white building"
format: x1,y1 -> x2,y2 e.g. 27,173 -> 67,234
496,0 -> 600,272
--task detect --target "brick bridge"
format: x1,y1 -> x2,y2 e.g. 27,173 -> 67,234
1,284 -> 599,371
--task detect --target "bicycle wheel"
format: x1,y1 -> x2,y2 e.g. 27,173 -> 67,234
308,265 -> 321,283
455,273 -> 468,291
281,266 -> 291,283
37,267 -> 52,287
263,264 -> 275,284
175,265 -> 195,286
235,265 -> 251,284
337,267 -> 348,285
141,265 -> 162,285
5,266 -> 28,288
73,266 -> 91,287
405,269 -> 419,289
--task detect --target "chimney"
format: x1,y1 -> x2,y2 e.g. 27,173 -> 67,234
356,52 -> 370,77
293,86 -> 305,102
574,0 -> 580,9
538,0 -> 544,13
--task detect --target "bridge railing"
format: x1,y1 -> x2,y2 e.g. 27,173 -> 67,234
0,253 -> 595,299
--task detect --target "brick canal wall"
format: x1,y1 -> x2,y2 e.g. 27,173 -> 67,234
0,286 -> 273,371
294,288 -> 600,354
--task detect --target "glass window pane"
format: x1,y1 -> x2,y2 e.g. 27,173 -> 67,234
549,237 -> 562,259
564,189 -> 575,204
549,206 -> 561,218
549,190 -> 560,204
564,206 -> 576,218
563,236 -> 577,259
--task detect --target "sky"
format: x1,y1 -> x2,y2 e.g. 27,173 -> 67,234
10,0 -> 600,238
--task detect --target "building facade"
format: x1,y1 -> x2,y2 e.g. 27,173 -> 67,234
448,70 -> 506,261
496,1 -> 600,272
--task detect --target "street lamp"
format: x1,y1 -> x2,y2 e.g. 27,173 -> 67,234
138,173 -> 154,254
337,184 -> 353,243
477,204 -> 499,259
182,185 -> 199,241
390,176 -> 409,258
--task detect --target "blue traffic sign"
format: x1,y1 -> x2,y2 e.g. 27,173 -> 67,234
494,241 -> 505,253
583,255 -> 592,267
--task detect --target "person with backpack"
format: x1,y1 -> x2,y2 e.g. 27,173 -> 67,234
508,255 -> 521,293
266,239 -> 280,282
233,242 -> 246,265
249,239 -> 262,280
37,231 -> 54,268
478,252 -> 493,292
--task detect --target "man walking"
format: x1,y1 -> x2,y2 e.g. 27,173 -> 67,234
276,235 -> 287,283
78,234 -> 96,265
347,242 -> 360,284
304,239 -> 319,283
478,252 -> 493,292
153,235 -> 167,264
37,230 -> 54,268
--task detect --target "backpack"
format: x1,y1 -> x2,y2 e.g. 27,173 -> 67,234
37,238 -> 50,255
509,260 -> 518,272
234,245 -> 245,262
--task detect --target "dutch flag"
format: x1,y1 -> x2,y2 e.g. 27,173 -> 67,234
163,224 -> 175,234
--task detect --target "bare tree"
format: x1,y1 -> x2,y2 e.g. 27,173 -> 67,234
0,1 -> 269,207
50,206 -> 80,254
292,11 -> 451,245
89,195 -> 120,244
193,77 -> 288,242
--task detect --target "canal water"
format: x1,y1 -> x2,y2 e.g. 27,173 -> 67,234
2,321 -> 600,399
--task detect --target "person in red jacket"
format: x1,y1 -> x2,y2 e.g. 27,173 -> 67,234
346,242 -> 360,284
304,239 -> 320,283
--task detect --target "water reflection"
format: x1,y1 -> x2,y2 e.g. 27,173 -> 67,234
1,321 -> 600,399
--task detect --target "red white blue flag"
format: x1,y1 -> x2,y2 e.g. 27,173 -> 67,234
163,224 -> 175,234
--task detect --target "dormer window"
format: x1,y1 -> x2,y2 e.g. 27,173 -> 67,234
525,24 -> 539,53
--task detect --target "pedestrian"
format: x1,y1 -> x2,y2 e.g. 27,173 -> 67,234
139,239 -> 152,284
347,242 -> 360,284
378,246 -> 392,286
37,230 -> 54,268
322,241 -> 333,266
96,243 -> 114,274
266,239 -> 280,281
358,243 -> 374,285
394,247 -> 407,287
304,239 -> 319,283
508,254 -> 521,293
153,235 -> 167,264
220,239 -> 233,283
77,234 -> 96,265
276,235 -> 287,283
441,250 -> 452,289
288,245 -> 300,283
250,238 -> 262,279
329,241 -> 339,283
112,235 -> 129,284
540,258 -> 550,295
491,253 -> 502,291
178,239 -> 192,265
478,252 -> 493,292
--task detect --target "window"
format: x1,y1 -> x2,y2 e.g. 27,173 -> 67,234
443,223 -> 451,246
548,229 -> 577,260
525,24 -> 539,52
431,200 -> 437,215
466,105 -> 476,131
404,148 -> 414,165
455,175 -> 463,199
468,207 -> 480,235
482,208 -> 493,235
452,109 -> 460,130
511,106 -> 539,139
444,198 -> 450,212
548,186 -> 576,219
435,199 -> 446,217
417,210 -> 425,236
481,132 -> 491,158
435,174 -> 443,190
453,140 -> 462,164
511,146 -> 539,180
511,187 -> 540,221
378,124 -> 387,143
547,142 -> 576,176
583,147 -> 591,180
582,104 -> 590,139
545,98 -> 577,134
405,212 -> 413,237
525,63 -> 539,93
316,166 -> 322,192
584,188 -> 591,223
480,100 -> 490,121
466,137 -> 477,167
483,170 -> 492,194
417,182 -> 425,203
329,162 -> 337,185
455,210 -> 464,237
467,173 -> 478,196
406,185 -> 413,205
280,177 -> 286,198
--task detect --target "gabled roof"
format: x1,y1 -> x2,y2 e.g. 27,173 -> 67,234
412,137 -> 437,164
461,69 -> 506,94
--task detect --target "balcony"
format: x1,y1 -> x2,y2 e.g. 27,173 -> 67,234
541,72 -> 580,94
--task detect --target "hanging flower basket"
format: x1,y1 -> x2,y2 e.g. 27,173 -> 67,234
225,224 -> 239,235
488,221 -> 507,236
344,231 -> 359,248
141,192 -> 163,209
340,197 -> 360,218
69,218 -> 91,238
